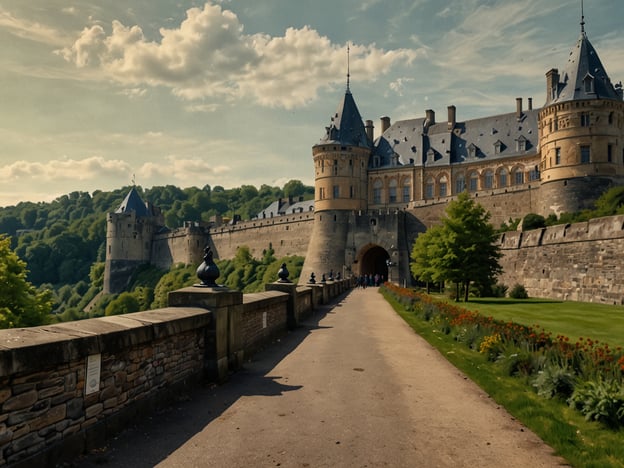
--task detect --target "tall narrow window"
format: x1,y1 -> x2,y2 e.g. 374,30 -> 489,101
425,178 -> 434,199
455,175 -> 466,193
373,180 -> 382,204
402,178 -> 411,202
514,169 -> 524,185
499,169 -> 508,187
388,180 -> 397,203
469,172 -> 479,192
581,113 -> 590,127
333,185 -> 340,198
349,185 -> 354,198
608,144 -> 613,163
580,145 -> 590,164
555,147 -> 561,165
439,176 -> 448,198
484,170 -> 494,189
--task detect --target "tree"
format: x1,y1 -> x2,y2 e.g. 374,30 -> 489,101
0,235 -> 52,328
410,192 -> 501,302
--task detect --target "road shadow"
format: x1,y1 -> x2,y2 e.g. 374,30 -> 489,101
73,290 -> 351,467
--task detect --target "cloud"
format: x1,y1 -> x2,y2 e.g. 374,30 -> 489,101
0,156 -> 132,182
0,7 -> 68,46
140,156 -> 231,180
57,2 -> 419,109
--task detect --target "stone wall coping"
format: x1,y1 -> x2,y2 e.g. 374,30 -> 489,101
242,291 -> 288,308
500,214 -> 624,250
0,307 -> 210,377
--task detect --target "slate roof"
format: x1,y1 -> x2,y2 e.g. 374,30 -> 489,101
317,90 -> 370,149
374,109 -> 539,169
549,31 -> 622,104
115,187 -> 150,217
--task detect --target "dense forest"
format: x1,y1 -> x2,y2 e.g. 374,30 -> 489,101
0,180 -> 313,325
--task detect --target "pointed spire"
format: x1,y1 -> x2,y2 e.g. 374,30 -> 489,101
580,0 -> 585,34
346,43 -> 351,93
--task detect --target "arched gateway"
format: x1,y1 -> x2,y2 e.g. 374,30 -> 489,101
355,244 -> 390,282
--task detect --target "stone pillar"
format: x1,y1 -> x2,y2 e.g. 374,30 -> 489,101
167,287 -> 243,383
265,282 -> 299,329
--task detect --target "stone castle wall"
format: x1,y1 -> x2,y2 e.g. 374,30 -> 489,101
497,215 -> 624,304
206,212 -> 314,260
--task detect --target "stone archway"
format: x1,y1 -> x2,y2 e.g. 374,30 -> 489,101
355,244 -> 390,282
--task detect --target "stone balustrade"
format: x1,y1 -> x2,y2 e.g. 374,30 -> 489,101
0,279 -> 353,467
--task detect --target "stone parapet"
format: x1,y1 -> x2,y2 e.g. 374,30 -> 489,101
0,280 -> 351,466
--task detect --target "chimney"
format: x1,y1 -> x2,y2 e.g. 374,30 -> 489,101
380,116 -> 391,134
516,97 -> 523,120
425,109 -> 435,125
365,119 -> 374,142
546,68 -> 560,103
528,97 -> 533,110
447,105 -> 456,131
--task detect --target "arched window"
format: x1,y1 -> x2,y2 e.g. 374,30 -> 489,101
484,170 -> 494,189
402,178 -> 411,202
425,177 -> 435,199
373,180 -> 383,204
455,174 -> 466,194
498,168 -> 508,187
388,179 -> 398,203
469,172 -> 479,192
438,175 -> 448,198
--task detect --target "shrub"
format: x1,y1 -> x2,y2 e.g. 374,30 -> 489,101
568,379 -> 624,428
532,364 -> 577,399
509,284 -> 529,299
497,348 -> 538,377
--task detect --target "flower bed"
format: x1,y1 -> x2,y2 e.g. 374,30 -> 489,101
381,283 -> 624,428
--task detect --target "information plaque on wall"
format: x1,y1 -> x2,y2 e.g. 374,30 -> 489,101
85,353 -> 101,395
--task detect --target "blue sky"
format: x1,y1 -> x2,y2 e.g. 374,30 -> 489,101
1,0 -> 623,206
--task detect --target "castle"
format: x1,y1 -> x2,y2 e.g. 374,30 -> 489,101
104,18 -> 624,298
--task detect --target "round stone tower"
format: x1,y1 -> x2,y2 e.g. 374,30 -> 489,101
103,187 -> 156,294
538,23 -> 624,215
300,84 -> 372,282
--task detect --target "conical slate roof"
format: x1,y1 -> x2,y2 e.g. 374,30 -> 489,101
115,187 -> 150,217
317,90 -> 370,149
550,31 -> 621,104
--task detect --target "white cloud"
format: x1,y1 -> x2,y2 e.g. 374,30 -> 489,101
0,156 -> 132,182
57,2 -> 419,109
0,7 -> 68,46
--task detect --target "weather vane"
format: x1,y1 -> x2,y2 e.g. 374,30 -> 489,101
580,0 -> 585,34
132,173 -> 136,186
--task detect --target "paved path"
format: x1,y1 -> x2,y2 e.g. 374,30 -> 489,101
78,288 -> 568,467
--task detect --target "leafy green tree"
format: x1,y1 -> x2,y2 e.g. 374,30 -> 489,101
0,236 -> 52,328
410,192 -> 501,302
410,225 -> 445,293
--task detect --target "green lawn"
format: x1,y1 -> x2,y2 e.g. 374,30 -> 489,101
445,297 -> 624,348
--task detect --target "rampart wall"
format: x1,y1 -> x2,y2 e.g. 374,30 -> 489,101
0,280 -> 350,467
497,215 -> 624,304
207,212 -> 314,260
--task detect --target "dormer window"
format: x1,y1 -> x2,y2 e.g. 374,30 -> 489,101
494,140 -> 503,154
516,136 -> 527,152
583,73 -> 595,93
468,143 -> 477,158
426,148 -> 435,162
